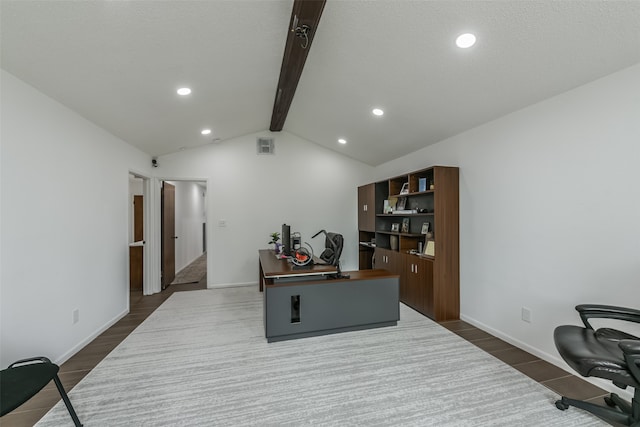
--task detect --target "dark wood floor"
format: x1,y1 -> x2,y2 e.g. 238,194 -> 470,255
4,279 -> 614,426
1,278 -> 207,427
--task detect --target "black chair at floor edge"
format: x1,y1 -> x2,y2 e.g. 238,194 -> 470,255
553,304 -> 640,426
0,356 -> 83,426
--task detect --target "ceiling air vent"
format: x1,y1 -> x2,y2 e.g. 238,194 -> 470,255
256,137 -> 275,155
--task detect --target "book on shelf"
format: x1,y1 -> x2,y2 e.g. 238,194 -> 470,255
392,209 -> 417,214
418,177 -> 427,192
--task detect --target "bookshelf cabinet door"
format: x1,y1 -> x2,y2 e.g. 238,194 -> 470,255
358,184 -> 376,232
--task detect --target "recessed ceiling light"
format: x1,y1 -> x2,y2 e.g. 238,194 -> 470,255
177,87 -> 191,96
372,108 -> 384,116
201,129 -> 212,135
338,138 -> 347,144
456,33 -> 476,48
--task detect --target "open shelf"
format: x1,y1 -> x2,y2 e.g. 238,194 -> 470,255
377,213 -> 434,217
376,231 -> 424,237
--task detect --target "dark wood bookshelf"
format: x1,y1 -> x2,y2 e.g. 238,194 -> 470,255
357,166 -> 459,321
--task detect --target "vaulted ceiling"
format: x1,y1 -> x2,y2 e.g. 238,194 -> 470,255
2,1 -> 639,166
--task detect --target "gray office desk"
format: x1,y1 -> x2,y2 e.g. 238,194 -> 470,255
258,250 -> 400,342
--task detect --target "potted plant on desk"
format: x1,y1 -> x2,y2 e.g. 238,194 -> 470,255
268,232 -> 281,254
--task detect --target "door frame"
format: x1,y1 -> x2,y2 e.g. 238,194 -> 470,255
156,176 -> 209,293
128,171 -> 160,296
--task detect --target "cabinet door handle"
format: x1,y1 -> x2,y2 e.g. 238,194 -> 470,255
364,204 -> 368,212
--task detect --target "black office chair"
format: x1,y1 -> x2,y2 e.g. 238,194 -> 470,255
553,304 -> 640,426
311,230 -> 344,266
0,356 -> 83,426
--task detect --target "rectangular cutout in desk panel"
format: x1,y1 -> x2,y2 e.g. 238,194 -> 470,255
291,295 -> 301,323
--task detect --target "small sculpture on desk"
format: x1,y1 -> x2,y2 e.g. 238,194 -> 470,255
291,244 -> 314,269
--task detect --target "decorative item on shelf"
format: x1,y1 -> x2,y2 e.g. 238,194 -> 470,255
425,231 -> 434,239
424,240 -> 435,256
387,197 -> 398,212
390,235 -> 399,250
400,182 -> 409,195
383,199 -> 391,213
421,222 -> 430,234
396,197 -> 407,211
418,177 -> 427,192
268,232 -> 281,254
429,180 -> 435,190
401,218 -> 410,233
391,223 -> 400,232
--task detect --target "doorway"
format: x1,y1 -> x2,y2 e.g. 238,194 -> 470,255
128,174 -> 147,294
161,180 -> 208,292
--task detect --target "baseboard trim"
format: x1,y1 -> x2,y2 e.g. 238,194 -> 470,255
459,313 -> 633,400
207,282 -> 257,289
54,308 -> 129,366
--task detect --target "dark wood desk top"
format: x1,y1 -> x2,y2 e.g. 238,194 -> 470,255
259,249 -> 338,278
259,249 -> 399,287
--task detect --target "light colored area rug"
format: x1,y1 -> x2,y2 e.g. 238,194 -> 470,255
170,252 -> 206,285
37,287 -> 606,426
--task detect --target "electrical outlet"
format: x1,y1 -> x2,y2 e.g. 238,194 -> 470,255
521,307 -> 532,323
72,308 -> 79,324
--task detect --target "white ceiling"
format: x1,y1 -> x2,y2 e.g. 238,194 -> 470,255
2,1 -> 639,166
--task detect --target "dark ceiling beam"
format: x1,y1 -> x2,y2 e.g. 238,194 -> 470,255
270,0 -> 326,131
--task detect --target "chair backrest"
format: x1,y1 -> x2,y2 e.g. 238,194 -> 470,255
319,232 -> 343,267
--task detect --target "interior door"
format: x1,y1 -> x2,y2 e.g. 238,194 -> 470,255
129,195 -> 144,291
161,182 -> 176,289
133,195 -> 143,241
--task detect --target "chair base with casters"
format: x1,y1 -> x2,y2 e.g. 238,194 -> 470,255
555,390 -> 639,426
553,304 -> 640,426
0,356 -> 83,426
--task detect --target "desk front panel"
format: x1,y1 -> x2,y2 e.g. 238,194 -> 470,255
264,275 -> 399,342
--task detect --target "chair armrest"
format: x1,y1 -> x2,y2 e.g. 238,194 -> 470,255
575,304 -> 640,330
619,339 -> 640,383
619,340 -> 640,355
8,357 -> 52,369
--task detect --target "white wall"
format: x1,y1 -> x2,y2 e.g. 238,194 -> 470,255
374,64 -> 640,381
157,132 -> 374,286
3,57 -> 637,394
167,180 -> 206,272
0,70 -> 152,367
